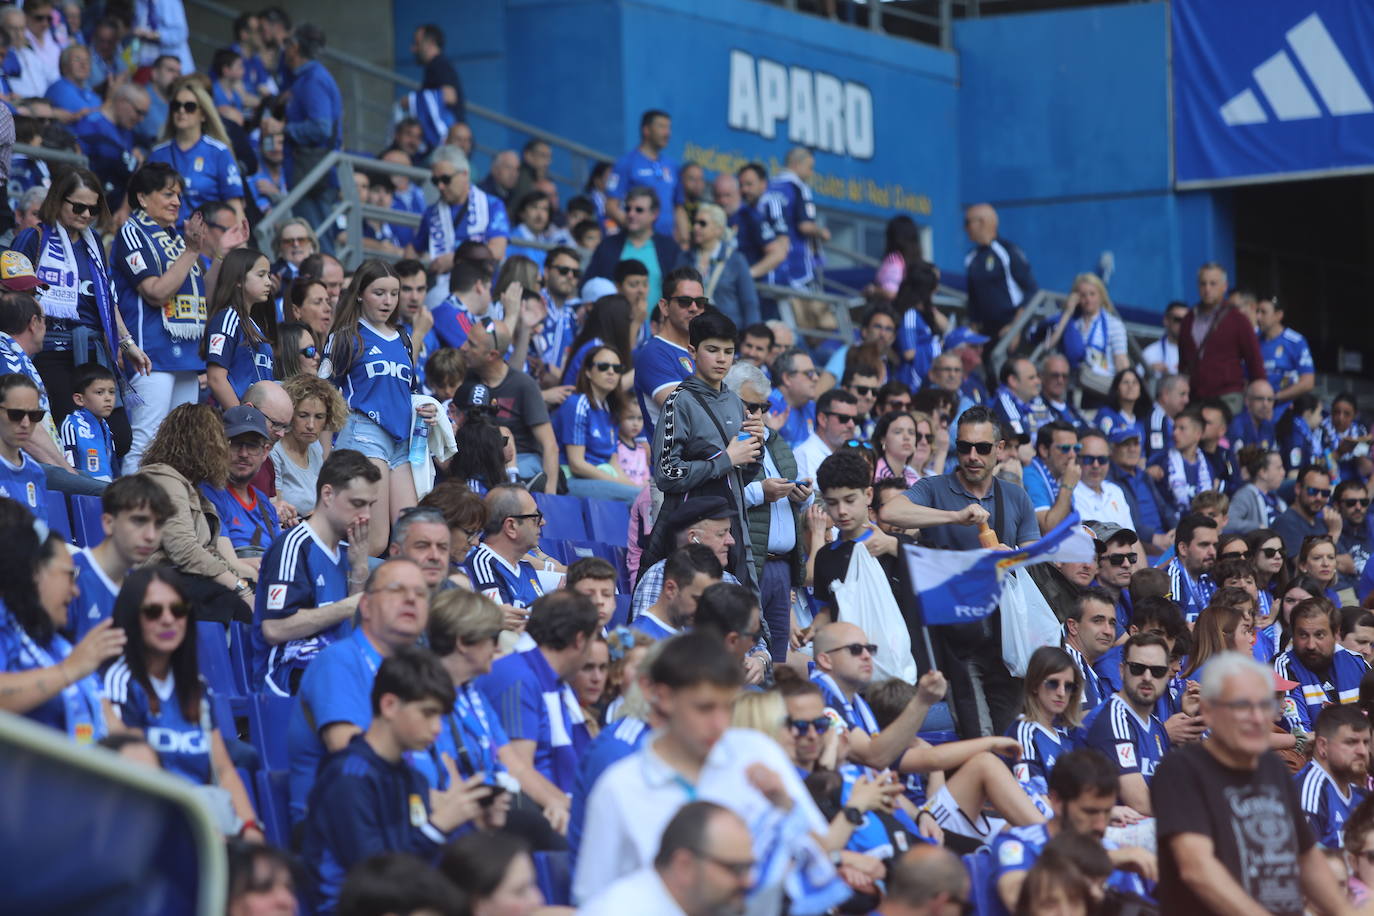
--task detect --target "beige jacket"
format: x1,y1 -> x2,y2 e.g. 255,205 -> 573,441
140,463 -> 234,579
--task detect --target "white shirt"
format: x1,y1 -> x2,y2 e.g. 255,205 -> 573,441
793,432 -> 832,490
1141,337 -> 1179,374
580,867 -> 688,916
1072,479 -> 1134,530
573,728 -> 826,910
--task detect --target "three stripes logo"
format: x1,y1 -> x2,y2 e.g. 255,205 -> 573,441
1219,12 -> 1373,126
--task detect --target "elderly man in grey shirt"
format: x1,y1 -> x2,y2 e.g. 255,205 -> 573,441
881,403 -> 1038,740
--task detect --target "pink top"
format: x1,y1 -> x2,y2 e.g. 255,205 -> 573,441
626,486 -> 654,583
874,457 -> 919,486
876,252 -> 906,295
615,439 -> 650,487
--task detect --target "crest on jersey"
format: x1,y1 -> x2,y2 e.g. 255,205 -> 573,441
208,333 -> 226,356
678,356 -> 694,373
86,449 -> 99,473
25,481 -> 35,506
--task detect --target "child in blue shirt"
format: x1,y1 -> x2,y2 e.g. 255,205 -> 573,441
203,248 -> 277,408
60,363 -> 119,482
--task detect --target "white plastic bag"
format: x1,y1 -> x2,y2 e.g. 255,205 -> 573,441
1000,569 -> 1063,677
829,546 -> 917,684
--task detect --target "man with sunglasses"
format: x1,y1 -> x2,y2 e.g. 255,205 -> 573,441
632,266 -> 708,436
467,485 -> 547,641
794,387 -> 858,490
1081,633 -> 1173,816
841,365 -> 882,440
587,186 -> 678,312
1073,432 -> 1133,532
536,247 -> 583,386
1333,480 -> 1371,589
1142,302 -> 1187,377
1276,464 -> 1343,559
993,357 -> 1052,444
407,146 -> 510,308
1025,420 -> 1081,534
1088,522 -> 1140,636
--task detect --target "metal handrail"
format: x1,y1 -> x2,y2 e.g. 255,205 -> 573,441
12,142 -> 88,167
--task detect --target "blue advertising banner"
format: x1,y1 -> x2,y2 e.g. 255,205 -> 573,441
1174,0 -> 1374,187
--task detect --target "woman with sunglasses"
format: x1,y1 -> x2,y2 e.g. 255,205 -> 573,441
1245,526 -> 1289,613
102,567 -> 261,838
562,294 -> 637,389
910,410 -> 946,478
0,518 -> 116,744
1227,446 -> 1287,533
1297,535 -> 1342,605
686,202 -> 759,331
506,190 -> 572,269
270,219 -> 319,295
12,168 -> 151,453
147,78 -> 244,225
272,321 -> 320,380
271,374 -> 346,517
0,374 -> 52,528
1093,367 -> 1151,449
872,409 -> 921,486
1009,647 -> 1085,792
554,344 -> 640,503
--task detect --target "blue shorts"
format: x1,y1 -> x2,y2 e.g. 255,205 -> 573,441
335,412 -> 408,468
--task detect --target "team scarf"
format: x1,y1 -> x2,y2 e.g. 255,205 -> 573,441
517,645 -> 584,794
6,611 -> 104,744
1166,447 -> 1212,509
426,190 -> 492,261
395,88 -> 453,154
128,210 -> 206,341
1028,456 -> 1060,505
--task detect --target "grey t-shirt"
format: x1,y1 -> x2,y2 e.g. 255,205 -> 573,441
903,473 -> 1038,550
270,439 -> 323,516
487,369 -> 550,456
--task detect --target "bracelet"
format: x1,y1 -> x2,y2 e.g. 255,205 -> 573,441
238,818 -> 260,837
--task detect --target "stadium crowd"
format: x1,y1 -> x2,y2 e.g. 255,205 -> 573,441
1,4 -> 1373,916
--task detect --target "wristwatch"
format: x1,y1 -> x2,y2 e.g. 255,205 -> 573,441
234,578 -> 252,597
843,806 -> 864,825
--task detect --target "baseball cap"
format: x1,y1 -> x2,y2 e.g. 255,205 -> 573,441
1273,670 -> 1299,691
666,496 -> 734,532
1086,521 -> 1139,547
943,326 -> 989,353
0,251 -> 48,292
222,405 -> 271,440
580,277 -> 616,302
1108,427 -> 1142,446
455,378 -> 495,413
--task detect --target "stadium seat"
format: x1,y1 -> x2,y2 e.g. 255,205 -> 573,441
228,623 -> 253,697
197,621 -> 243,701
533,492 -> 591,541
612,546 -> 631,595
610,594 -> 630,628
70,494 -> 104,548
532,850 -> 572,906
249,694 -> 296,772
564,540 -> 609,564
963,846 -> 1006,916
538,538 -> 568,565
236,767 -> 258,811
254,770 -> 291,848
585,498 -> 630,544
45,491 -> 70,541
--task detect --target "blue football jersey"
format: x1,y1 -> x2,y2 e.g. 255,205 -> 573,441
252,523 -> 353,696
466,543 -> 544,609
555,393 -> 617,465
199,483 -> 282,553
68,547 -> 119,642
1009,717 -> 1076,785
0,450 -> 48,529
606,148 -> 677,236
1082,694 -> 1170,784
104,660 -> 214,786
1260,328 -> 1315,396
60,407 -> 117,481
205,308 -> 276,398
329,321 -> 416,443
147,135 -> 244,224
632,335 -> 694,435
114,211 -> 207,373
770,170 -> 818,286
629,611 -> 679,641
1297,760 -> 1367,849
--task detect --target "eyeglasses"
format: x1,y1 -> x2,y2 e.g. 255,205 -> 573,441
510,512 -> 544,524
299,345 -> 318,359
842,439 -> 873,450
170,100 -> 200,114
1103,552 -> 1138,567
4,408 -> 45,423
591,361 -> 624,374
789,368 -> 819,380
64,199 -> 98,216
1125,661 -> 1169,680
433,173 -> 455,186
1259,546 -> 1284,559
670,296 -> 710,310
281,235 -> 310,246
1214,698 -> 1280,718
1220,549 -> 1250,561
1306,487 -> 1332,499
140,602 -> 190,621
822,411 -> 857,426
849,385 -> 877,397
914,432 -> 933,444
1053,443 -> 1082,455
550,264 -> 581,278
827,642 -> 878,657
1041,677 -> 1075,693
956,440 -> 995,456
787,716 -> 832,736
1043,371 -> 1069,381
1078,454 -> 1110,466
691,850 -> 755,880
1344,498 -> 1372,508
743,401 -> 769,414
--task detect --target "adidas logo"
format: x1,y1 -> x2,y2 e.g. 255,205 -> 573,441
1221,13 -> 1373,125
368,346 -> 383,355
316,574 -> 326,587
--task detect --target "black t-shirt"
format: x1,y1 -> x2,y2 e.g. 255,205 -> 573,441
812,533 -> 933,670
422,56 -> 464,117
1154,741 -> 1313,916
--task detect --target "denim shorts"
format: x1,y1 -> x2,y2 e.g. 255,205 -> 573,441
335,412 -> 408,468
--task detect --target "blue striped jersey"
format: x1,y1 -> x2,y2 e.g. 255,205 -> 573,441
466,542 -> 543,610
1296,760 -> 1366,849
252,523 -> 352,696
1082,694 -> 1170,783
205,307 -> 275,398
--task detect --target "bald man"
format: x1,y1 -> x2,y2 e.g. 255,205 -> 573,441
963,203 -> 1037,340
243,379 -> 297,519
881,845 -> 972,916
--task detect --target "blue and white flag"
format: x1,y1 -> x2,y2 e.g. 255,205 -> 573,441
395,89 -> 454,155
903,513 -> 1096,626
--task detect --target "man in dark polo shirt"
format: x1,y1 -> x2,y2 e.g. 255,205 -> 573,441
882,403 -> 1038,740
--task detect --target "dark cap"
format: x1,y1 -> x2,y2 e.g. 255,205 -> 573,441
1108,427 -> 1142,446
455,378 -> 494,412
1086,520 -> 1138,547
667,496 -> 734,532
222,405 -> 271,440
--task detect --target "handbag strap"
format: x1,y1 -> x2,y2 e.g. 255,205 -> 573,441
992,477 -> 1006,546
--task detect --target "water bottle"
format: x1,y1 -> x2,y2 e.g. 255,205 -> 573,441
409,415 -> 427,465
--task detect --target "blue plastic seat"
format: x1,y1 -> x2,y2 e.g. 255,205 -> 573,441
250,694 -> 297,772
563,540 -> 608,564
533,492 -> 591,541
585,497 -> 630,544
610,594 -> 631,629
70,494 -> 104,548
45,491 -> 70,541
537,538 -> 568,565
254,770 -> 291,848
964,846 -> 1007,916
228,623 -> 253,696
532,850 -> 572,906
196,621 -> 243,700
612,546 -> 631,595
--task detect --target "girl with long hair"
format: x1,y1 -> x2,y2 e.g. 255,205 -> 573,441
872,410 -> 920,486
450,418 -> 509,497
1093,367 -> 1151,445
273,321 -> 321,380
562,294 -> 635,388
1297,535 -> 1342,605
572,634 -> 610,735
1183,596 -> 1254,680
322,259 -> 436,556
1244,526 -> 1289,623
148,77 -> 245,224
284,277 -> 333,342
1043,274 -> 1129,400
555,344 -> 638,502
202,247 -> 277,407
1009,647 -> 1085,788
102,567 -> 260,837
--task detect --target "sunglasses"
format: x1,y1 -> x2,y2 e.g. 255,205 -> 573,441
591,361 -> 624,374
787,716 -> 831,736
550,264 -> 581,278
828,642 -> 878,657
1343,498 -> 1372,508
1078,454 -> 1110,466
1053,443 -> 1082,455
1220,550 -> 1250,561
141,602 -> 190,621
1259,546 -> 1283,559
1041,677 -> 1075,693
30,13 -> 52,23
299,345 -> 319,359
1125,661 -> 1169,679
743,401 -> 769,414
281,235 -> 311,246
433,173 -> 456,186
850,385 -> 877,397
627,205 -> 653,214
1103,552 -> 1138,567
692,219 -> 712,228
4,408 -> 44,423
842,439 -> 873,450
64,198 -> 98,216
1306,487 -> 1332,499
822,411 -> 857,425
887,400 -> 912,411
170,100 -> 200,114
914,432 -> 933,444
670,296 -> 710,310
956,440 -> 995,455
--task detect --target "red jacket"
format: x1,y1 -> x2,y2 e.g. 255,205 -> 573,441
1178,304 -> 1264,398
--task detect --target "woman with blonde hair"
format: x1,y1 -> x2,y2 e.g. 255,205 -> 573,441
148,77 -> 245,224
1041,272 -> 1129,405
271,374 -> 348,517
1183,595 -> 1255,681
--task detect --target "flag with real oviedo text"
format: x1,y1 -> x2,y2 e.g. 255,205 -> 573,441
903,513 -> 1097,626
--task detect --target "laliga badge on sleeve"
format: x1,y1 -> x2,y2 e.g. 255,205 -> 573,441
408,793 -> 426,827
